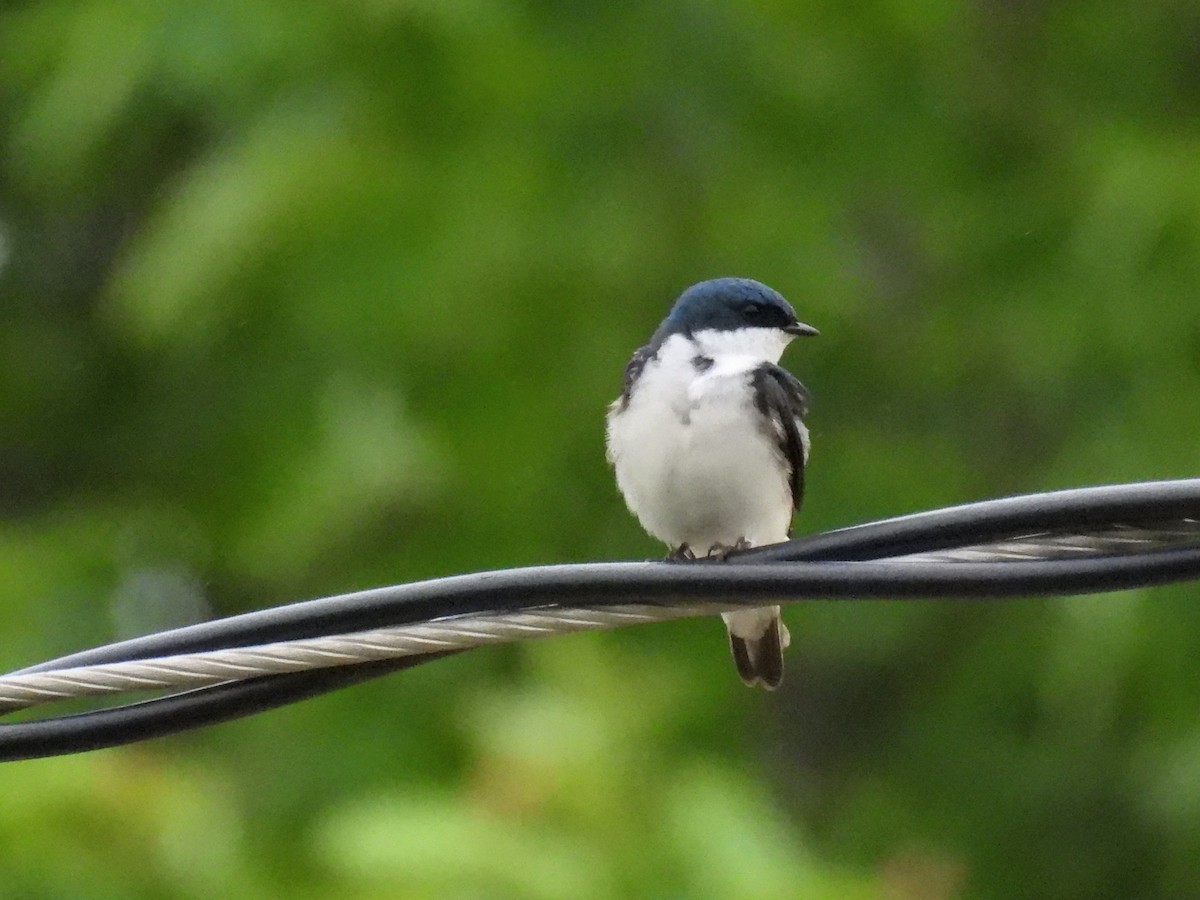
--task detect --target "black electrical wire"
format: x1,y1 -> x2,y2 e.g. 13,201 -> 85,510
3,478 -> 1200,762
12,552 -> 1200,677
3,547 -> 1200,762
0,654 -> 460,762
15,479 -> 1200,675
747,477 -> 1200,562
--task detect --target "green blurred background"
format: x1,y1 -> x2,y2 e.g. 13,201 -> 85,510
2,1 -> 1200,897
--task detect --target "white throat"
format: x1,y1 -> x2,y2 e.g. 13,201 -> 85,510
689,326 -> 792,364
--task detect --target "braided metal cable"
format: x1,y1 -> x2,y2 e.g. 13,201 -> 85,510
3,517 -> 1200,715
3,479 -> 1200,761
895,519 -> 1200,562
0,604 -> 723,714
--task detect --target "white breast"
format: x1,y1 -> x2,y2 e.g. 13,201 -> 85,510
606,330 -> 801,551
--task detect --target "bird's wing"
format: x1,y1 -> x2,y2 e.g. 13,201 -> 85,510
605,343 -> 658,466
750,364 -> 811,519
611,343 -> 657,412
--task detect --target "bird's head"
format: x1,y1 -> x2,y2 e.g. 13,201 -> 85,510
659,278 -> 818,355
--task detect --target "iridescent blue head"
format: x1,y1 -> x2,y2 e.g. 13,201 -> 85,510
662,277 -> 818,339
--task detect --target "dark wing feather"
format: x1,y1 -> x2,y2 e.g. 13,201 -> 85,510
750,364 -> 811,519
611,343 -> 657,412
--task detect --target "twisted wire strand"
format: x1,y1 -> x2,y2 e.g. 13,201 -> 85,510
14,480 -> 1200,687
0,480 -> 1199,760
3,520 -> 1199,715
0,604 -> 726,714
895,519 -> 1200,562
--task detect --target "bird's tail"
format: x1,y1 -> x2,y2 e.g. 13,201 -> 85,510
722,606 -> 790,690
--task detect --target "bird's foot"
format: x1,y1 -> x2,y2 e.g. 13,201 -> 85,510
706,538 -> 752,560
666,543 -> 697,562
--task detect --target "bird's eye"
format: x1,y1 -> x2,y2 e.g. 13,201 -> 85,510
743,302 -> 766,319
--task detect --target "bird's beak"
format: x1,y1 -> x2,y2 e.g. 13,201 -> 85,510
784,321 -> 819,337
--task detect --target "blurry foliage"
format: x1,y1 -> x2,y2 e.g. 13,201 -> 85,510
2,0 -> 1200,897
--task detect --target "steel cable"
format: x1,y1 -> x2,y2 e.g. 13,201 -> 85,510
3,478 -> 1199,761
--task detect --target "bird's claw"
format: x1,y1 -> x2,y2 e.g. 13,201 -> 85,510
666,543 -> 697,562
706,538 -> 752,560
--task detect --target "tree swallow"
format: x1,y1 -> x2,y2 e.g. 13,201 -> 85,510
606,278 -> 817,689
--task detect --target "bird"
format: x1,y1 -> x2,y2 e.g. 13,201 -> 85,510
605,277 -> 817,689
